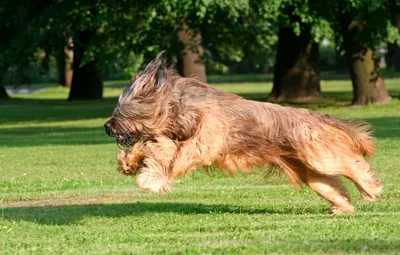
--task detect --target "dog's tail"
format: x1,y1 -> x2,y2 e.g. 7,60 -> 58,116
311,111 -> 376,158
344,120 -> 376,158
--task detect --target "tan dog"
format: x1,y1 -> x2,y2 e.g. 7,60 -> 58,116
104,53 -> 382,214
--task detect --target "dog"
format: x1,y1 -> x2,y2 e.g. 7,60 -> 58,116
104,52 -> 382,214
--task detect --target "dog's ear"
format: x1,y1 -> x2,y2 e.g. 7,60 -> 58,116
129,51 -> 168,96
149,51 -> 168,89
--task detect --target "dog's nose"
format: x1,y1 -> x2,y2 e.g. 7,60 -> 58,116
104,121 -> 112,136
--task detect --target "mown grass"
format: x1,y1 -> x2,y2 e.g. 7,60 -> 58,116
9,69 -> 400,86
1,79 -> 400,254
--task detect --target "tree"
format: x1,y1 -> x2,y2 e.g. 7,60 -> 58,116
68,30 -> 103,100
153,0 -> 260,82
0,0 -> 52,100
177,25 -> 207,82
245,0 -> 327,102
269,5 -> 321,101
59,5 -> 106,100
311,0 -> 392,105
32,0 -> 165,100
25,0 -> 156,100
386,43 -> 400,70
2,0 -> 270,100
0,86 -> 8,99
387,1 -> 400,70
53,36 -> 73,88
33,0 -> 218,99
337,2 -> 391,105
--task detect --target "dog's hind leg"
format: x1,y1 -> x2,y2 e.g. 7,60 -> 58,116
302,147 -> 382,201
305,171 -> 354,214
278,157 -> 354,214
340,155 -> 382,201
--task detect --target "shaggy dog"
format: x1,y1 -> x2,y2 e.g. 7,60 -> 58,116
104,53 -> 382,214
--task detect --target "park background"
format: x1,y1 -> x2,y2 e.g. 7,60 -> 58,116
1,0 -> 400,254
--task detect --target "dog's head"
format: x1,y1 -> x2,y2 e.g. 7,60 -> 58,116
104,52 -> 177,147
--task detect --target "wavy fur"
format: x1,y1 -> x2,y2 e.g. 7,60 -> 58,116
105,52 -> 382,214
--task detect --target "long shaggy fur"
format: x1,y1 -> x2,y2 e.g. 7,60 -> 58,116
105,52 -> 382,214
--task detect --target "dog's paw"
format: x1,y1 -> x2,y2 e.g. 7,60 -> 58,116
117,150 -> 133,175
117,147 -> 145,176
136,171 -> 171,194
329,205 -> 355,214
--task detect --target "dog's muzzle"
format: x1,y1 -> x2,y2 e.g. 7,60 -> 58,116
104,120 -> 152,147
104,121 -> 112,136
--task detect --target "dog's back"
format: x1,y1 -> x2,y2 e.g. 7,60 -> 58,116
173,77 -> 375,160
110,53 -> 382,213
172,76 -> 381,211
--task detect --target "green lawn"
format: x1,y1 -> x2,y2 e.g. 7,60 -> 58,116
1,79 -> 400,254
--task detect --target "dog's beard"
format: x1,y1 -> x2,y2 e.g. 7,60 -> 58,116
106,119 -> 147,147
115,133 -> 137,147
115,132 -> 152,148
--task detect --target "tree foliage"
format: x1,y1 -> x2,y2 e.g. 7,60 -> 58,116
311,0 -> 392,105
31,0 -> 270,76
0,0 -> 398,103
0,0 -> 52,96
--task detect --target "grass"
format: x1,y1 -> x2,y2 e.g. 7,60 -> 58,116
9,69 -> 400,86
1,78 -> 400,254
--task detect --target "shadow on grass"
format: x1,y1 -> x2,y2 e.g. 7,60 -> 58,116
0,97 -> 118,123
1,201 -> 328,225
238,90 -> 400,105
1,103 -> 399,148
0,126 -> 114,147
1,89 -> 399,147
364,118 -> 400,139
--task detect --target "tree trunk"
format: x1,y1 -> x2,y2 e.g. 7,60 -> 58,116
64,37 -> 74,88
386,43 -> 400,70
387,11 -> 400,70
40,49 -> 50,76
341,19 -> 391,105
0,85 -> 9,100
68,60 -> 102,100
55,37 -> 74,88
68,32 -> 102,100
57,37 -> 74,88
269,26 -> 321,101
55,51 -> 66,86
369,51 -> 391,104
177,26 -> 207,83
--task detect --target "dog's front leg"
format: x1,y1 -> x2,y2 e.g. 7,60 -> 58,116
136,133 -> 215,194
137,142 -> 204,193
135,137 -> 178,194
117,142 -> 146,176
136,157 -> 172,194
